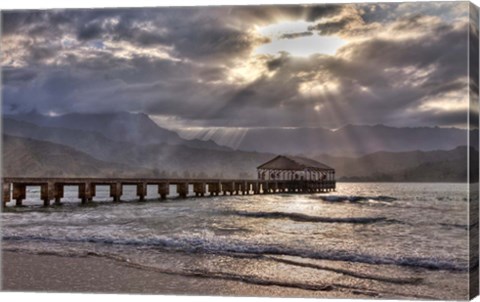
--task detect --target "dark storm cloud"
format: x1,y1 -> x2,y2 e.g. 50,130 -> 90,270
74,8 -> 264,61
3,68 -> 37,85
400,109 -> 469,128
308,19 -> 352,35
1,9 -> 74,37
337,21 -> 468,96
77,22 -> 103,40
304,4 -> 344,21
31,46 -> 59,61
197,66 -> 228,83
266,54 -> 288,71
1,11 -> 46,35
1,2 -> 472,129
469,4 -> 479,98
226,4 -> 343,25
279,31 -> 313,39
172,26 -> 259,61
422,80 -> 467,98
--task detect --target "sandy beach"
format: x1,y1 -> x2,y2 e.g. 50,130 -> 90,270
1,250 -> 362,298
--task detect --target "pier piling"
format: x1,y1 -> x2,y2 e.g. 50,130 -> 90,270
223,182 -> 234,195
2,182 -> 11,207
137,183 -> 147,201
79,183 -> 94,204
40,182 -> 55,206
208,182 -> 220,196
1,177 -> 336,207
54,183 -> 64,205
177,183 -> 188,198
110,183 -> 122,202
193,183 -> 206,197
251,182 -> 260,194
158,183 -> 169,200
12,183 -> 26,206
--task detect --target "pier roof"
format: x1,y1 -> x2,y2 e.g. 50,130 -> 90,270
257,155 -> 334,171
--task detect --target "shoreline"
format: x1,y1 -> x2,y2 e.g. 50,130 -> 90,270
1,250 -> 362,298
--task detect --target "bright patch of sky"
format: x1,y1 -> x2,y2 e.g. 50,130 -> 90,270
91,40 -> 105,50
255,20 -> 346,57
61,37 -> 76,48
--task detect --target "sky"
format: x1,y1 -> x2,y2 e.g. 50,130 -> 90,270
1,2 -> 476,131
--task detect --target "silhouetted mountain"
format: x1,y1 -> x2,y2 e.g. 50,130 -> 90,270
314,146 -> 474,182
3,119 -> 273,178
4,118 -> 129,162
3,116 -> 474,182
9,111 -> 476,156
236,124 -> 476,156
2,134 -> 152,177
7,111 -> 229,151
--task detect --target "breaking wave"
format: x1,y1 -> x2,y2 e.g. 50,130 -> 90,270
225,210 -> 398,224
438,223 -> 469,230
4,247 -> 433,298
2,234 -> 467,272
314,195 -> 397,203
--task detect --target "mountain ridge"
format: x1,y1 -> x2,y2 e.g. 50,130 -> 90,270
2,134 -> 153,178
6,111 -> 230,152
3,111 -> 475,182
8,111 -> 477,156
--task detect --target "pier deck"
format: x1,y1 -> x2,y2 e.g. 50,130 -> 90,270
1,177 -> 336,207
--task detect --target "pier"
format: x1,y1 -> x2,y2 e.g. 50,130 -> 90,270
1,177 -> 336,207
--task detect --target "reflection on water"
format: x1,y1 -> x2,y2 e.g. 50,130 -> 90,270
1,183 -> 470,299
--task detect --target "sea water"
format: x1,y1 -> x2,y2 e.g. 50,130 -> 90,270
0,183 -> 472,299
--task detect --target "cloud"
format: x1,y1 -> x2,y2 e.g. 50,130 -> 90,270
2,68 -> 37,85
0,2 -> 472,129
304,4 -> 344,21
279,31 -> 313,39
77,21 -> 104,40
308,19 -> 352,35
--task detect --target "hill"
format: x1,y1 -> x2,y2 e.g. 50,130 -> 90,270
314,147 -> 474,182
2,119 -> 273,178
2,135 -> 152,178
3,115 -> 475,182
235,124 -> 475,156
7,111 -> 229,151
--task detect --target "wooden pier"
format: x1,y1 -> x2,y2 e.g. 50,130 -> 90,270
1,177 -> 336,207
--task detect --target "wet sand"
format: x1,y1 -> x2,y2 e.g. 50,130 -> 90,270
1,251 -> 360,298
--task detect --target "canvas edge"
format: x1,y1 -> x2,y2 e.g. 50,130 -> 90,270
0,9 -> 5,291
469,1 -> 480,300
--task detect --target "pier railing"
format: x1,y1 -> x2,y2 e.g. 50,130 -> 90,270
1,177 -> 336,207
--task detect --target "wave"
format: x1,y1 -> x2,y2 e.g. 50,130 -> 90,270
221,252 -> 422,285
6,247 -> 440,299
210,226 -> 251,234
2,234 -> 467,272
315,195 -> 397,203
439,223 -> 469,230
225,210 -> 397,224
4,247 -> 440,299
263,256 -> 422,285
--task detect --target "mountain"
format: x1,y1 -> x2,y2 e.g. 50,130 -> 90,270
2,119 -> 273,178
9,112 -> 476,156
313,146 -> 474,182
3,117 -> 129,162
3,114 -> 475,182
234,124 -> 476,156
6,111 -> 229,151
2,134 -> 152,178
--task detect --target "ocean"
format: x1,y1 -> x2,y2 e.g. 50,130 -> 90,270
1,183 -> 471,299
